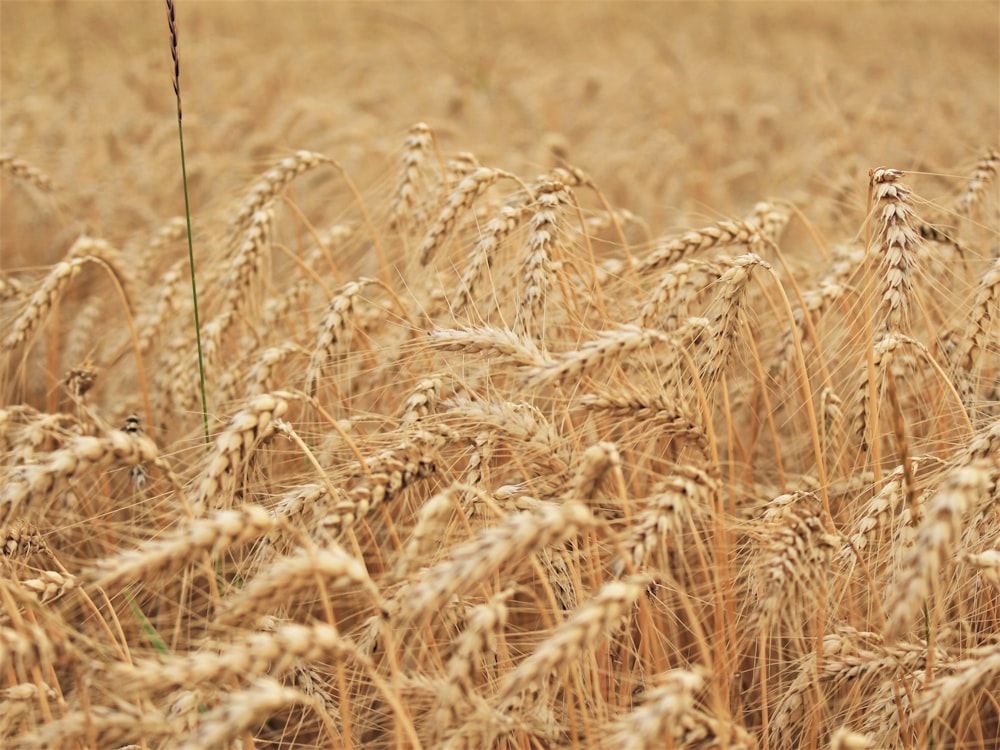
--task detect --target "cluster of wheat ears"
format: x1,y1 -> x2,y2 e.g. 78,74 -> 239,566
2,4 -> 999,750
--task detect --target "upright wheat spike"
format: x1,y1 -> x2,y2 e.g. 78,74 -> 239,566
220,208 -> 272,314
951,255 -> 1000,396
869,168 -> 921,333
434,588 -> 515,739
453,203 -> 531,313
515,181 -> 570,340
304,278 -> 374,396
699,253 -> 770,389
388,122 -> 434,230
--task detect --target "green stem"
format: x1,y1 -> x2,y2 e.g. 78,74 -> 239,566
174,76 -> 209,446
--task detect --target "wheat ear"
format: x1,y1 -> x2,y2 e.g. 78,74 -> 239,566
604,669 -> 706,750
953,146 -> 999,219
495,575 -> 648,708
88,504 -> 275,589
868,167 -> 921,333
0,153 -> 56,192
884,460 -> 995,641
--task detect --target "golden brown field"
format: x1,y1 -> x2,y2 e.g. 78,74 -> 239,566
2,1 -> 999,748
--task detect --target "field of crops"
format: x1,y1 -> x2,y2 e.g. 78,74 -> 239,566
2,2 -> 999,748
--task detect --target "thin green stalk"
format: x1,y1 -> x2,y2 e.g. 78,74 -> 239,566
124,588 -> 170,655
167,0 -> 209,445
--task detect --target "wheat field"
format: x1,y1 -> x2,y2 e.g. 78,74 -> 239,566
1,2 -> 999,748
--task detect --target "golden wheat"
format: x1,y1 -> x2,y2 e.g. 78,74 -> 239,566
1,4 -> 998,749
